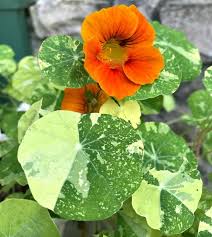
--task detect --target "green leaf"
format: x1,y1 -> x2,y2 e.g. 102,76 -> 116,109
127,21 -> 202,101
139,96 -> 163,115
163,95 -> 176,112
0,134 -> 16,158
153,22 -> 202,82
38,35 -> 92,88
0,147 -> 26,186
117,200 -> 162,237
0,45 -> 16,78
198,207 -> 212,237
18,100 -> 42,143
0,199 -> 60,237
203,131 -> 212,164
132,122 -> 202,235
18,111 -> 144,220
6,56 -> 56,107
128,71 -> 180,100
188,90 -> 212,128
203,67 -> 212,94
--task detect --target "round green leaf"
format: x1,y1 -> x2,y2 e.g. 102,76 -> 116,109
38,35 -> 92,88
203,66 -> 212,94
6,56 -> 56,107
0,44 -> 16,78
188,90 -> 212,128
18,111 -> 143,220
132,122 -> 202,235
0,199 -> 60,237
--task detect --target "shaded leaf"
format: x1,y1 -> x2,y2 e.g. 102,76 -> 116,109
0,45 -> 16,78
0,199 -> 60,237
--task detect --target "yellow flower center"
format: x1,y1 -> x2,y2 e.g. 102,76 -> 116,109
98,39 -> 128,68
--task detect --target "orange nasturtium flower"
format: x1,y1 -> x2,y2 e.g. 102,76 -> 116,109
81,5 -> 164,99
61,83 -> 108,113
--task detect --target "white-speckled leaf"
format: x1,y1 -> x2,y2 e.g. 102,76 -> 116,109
6,56 -> 56,107
198,207 -> 212,237
100,98 -> 141,128
128,71 -> 180,101
153,22 -> 201,82
18,100 -> 42,143
203,67 -> 212,95
38,35 -> 92,88
188,90 -> 212,128
132,122 -> 202,235
0,199 -> 60,237
18,111 -> 144,220
0,45 -> 16,77
127,22 -> 201,100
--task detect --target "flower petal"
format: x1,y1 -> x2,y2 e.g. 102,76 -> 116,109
61,88 -> 87,113
123,47 -> 164,85
93,64 -> 140,99
81,5 -> 139,43
128,5 -> 155,46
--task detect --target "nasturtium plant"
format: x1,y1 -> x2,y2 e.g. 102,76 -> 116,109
0,3 -> 211,237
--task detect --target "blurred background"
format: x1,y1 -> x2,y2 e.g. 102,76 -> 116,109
0,0 -> 212,236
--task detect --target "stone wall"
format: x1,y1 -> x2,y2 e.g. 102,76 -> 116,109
30,0 -> 212,63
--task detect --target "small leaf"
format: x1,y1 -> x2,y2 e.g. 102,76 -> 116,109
0,199 -> 60,237
163,95 -> 176,112
203,66 -> 212,94
38,35 -> 92,88
100,98 -> 141,128
188,90 -> 212,128
139,96 -> 163,115
6,56 -> 56,107
132,122 -> 202,235
18,111 -> 144,220
0,44 -> 16,78
18,100 -> 42,143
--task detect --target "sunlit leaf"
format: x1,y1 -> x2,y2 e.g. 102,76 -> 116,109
18,111 -> 144,220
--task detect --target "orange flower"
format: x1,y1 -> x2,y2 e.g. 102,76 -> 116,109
81,5 -> 164,99
61,83 -> 108,113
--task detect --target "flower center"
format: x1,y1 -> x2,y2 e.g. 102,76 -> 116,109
85,90 -> 100,113
98,39 -> 128,68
